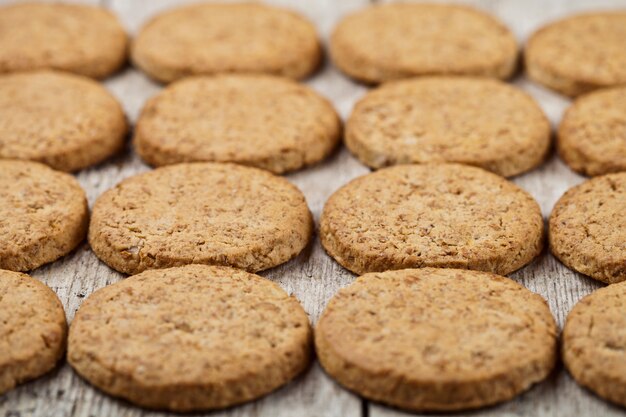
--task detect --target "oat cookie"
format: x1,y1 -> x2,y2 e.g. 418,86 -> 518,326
135,75 -> 340,174
0,270 -> 67,394
0,71 -> 127,172
0,3 -> 127,79
549,173 -> 626,283
330,3 -> 518,84
558,86 -> 626,176
0,160 -> 88,271
526,12 -> 626,97
320,163 -> 543,275
68,264 -> 311,411
132,3 -> 321,83
316,268 -> 557,411
346,77 -> 550,176
89,163 -> 312,275
563,282 -> 626,407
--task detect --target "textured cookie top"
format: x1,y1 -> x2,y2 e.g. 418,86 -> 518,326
316,268 -> 557,411
563,282 -> 626,407
132,3 -> 321,83
346,77 -> 550,177
320,164 -> 543,275
0,71 -> 127,172
89,163 -> 312,275
526,12 -> 626,96
549,173 -> 626,283
68,264 -> 311,411
330,3 -> 518,83
135,75 -> 340,174
0,270 -> 67,394
558,86 -> 626,176
0,160 -> 88,271
0,3 -> 127,79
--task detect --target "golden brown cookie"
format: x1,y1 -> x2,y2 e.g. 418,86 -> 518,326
68,264 -> 311,411
320,163 -> 543,275
132,3 -> 321,83
549,173 -> 626,283
134,75 -> 340,174
526,12 -> 626,97
89,163 -> 312,275
0,270 -> 67,394
0,3 -> 127,79
558,86 -> 626,176
346,77 -> 550,176
316,268 -> 557,411
0,160 -> 88,272
330,3 -> 518,84
0,71 -> 128,172
563,282 -> 626,407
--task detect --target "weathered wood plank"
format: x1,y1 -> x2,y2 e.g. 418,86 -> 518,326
2,0 -> 625,416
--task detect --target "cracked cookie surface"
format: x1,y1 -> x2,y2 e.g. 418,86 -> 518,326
0,71 -> 128,172
132,3 -> 321,83
320,163 -> 544,275
563,282 -> 626,407
0,270 -> 67,394
0,160 -> 88,271
135,75 -> 340,174
89,162 -> 312,275
526,12 -> 626,96
549,173 -> 626,283
0,3 -> 127,79
315,268 -> 557,411
558,86 -> 626,176
68,264 -> 312,411
330,3 -> 517,84
346,77 -> 550,176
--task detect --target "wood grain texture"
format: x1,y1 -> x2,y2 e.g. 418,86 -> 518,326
0,0 -> 625,416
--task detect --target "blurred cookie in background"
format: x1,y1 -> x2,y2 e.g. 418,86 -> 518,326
526,11 -> 626,96
0,2 -> 127,79
135,75 -> 340,174
330,3 -> 518,84
132,3 -> 321,83
558,86 -> 626,176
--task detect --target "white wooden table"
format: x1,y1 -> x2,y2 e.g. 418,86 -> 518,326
2,0 -> 626,416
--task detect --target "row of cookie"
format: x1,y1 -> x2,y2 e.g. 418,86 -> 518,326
2,2 -> 625,97
4,265 -> 625,412
3,70 -> 624,179
2,159 -> 622,285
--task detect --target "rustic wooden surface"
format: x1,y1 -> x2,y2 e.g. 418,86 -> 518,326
1,0 -> 626,416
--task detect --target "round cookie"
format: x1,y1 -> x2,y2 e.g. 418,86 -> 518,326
526,12 -> 626,97
0,3 -> 127,79
558,86 -> 626,176
316,268 -> 557,411
346,77 -> 550,177
68,264 -> 311,411
549,173 -> 626,283
131,3 -> 321,83
0,71 -> 128,172
135,75 -> 340,174
330,3 -> 518,84
0,160 -> 88,272
320,163 -> 544,275
563,282 -> 626,407
89,163 -> 312,275
0,270 -> 67,394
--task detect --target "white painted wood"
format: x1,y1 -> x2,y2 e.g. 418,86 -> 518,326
1,0 -> 625,416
